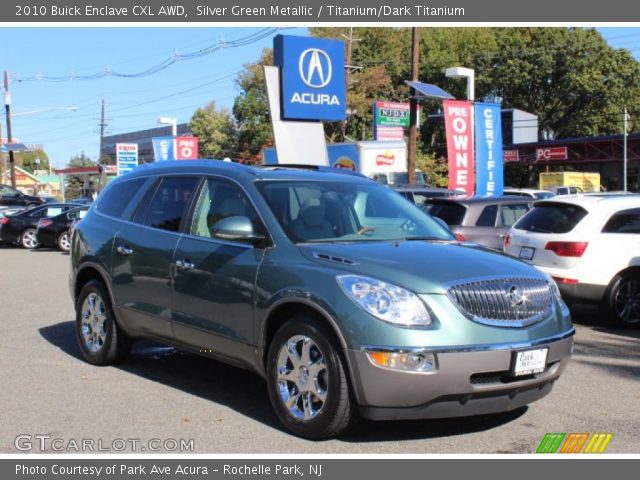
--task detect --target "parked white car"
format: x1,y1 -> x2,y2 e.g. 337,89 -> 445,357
504,194 -> 640,326
503,188 -> 556,199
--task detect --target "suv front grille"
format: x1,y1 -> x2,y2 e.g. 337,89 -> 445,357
446,277 -> 553,327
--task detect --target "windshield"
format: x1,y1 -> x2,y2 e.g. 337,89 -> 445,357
257,180 -> 454,243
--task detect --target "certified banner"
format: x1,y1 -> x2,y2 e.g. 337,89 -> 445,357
443,100 -> 474,196
152,136 -> 175,162
474,103 -> 503,196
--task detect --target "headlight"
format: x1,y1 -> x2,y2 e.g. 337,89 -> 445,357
542,272 -> 570,315
336,275 -> 432,326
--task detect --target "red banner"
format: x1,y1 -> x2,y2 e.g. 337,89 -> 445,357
175,136 -> 199,160
443,100 -> 474,196
536,146 -> 567,161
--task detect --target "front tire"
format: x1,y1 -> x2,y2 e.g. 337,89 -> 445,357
20,228 -> 39,249
75,280 -> 132,365
266,315 -> 355,439
602,272 -> 640,327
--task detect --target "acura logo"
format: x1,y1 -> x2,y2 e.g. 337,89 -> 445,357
507,285 -> 526,308
298,48 -> 332,88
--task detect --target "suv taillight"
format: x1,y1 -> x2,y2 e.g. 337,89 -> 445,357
503,234 -> 511,247
0,217 -> 9,225
454,233 -> 465,242
545,241 -> 589,257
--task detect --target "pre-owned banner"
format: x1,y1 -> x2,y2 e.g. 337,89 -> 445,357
474,103 -> 504,196
443,100 -> 474,196
152,136 -> 175,162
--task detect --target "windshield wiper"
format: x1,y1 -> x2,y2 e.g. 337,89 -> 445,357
403,236 -> 449,241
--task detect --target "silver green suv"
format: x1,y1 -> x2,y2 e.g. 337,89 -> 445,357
70,161 -> 573,439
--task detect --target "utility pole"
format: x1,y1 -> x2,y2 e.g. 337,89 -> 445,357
4,70 -> 16,188
623,106 -> 629,192
408,27 -> 420,185
341,27 -> 359,141
98,98 -> 108,191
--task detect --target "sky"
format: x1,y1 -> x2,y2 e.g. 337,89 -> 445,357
0,26 -> 639,169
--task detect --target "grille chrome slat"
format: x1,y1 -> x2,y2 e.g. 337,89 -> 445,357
446,277 -> 553,328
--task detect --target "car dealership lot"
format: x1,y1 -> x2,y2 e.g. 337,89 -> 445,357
1,246 -> 639,453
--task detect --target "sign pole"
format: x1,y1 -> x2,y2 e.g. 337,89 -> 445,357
4,70 -> 16,188
623,105 -> 628,192
408,27 -> 420,185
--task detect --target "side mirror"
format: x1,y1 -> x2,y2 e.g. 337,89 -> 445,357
212,216 -> 266,244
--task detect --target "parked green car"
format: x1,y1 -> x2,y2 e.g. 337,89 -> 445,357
70,161 -> 573,439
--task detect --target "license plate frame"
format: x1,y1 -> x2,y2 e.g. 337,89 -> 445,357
519,246 -> 535,260
511,348 -> 548,376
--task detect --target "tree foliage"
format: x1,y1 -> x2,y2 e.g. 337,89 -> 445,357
189,101 -> 236,159
232,49 -> 274,162
14,148 -> 50,173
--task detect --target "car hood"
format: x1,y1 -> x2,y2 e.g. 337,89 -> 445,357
297,240 -> 544,294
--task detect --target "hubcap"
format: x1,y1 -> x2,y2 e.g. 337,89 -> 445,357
615,278 -> 640,324
22,230 -> 38,248
80,293 -> 108,352
276,335 -> 328,421
59,233 -> 70,251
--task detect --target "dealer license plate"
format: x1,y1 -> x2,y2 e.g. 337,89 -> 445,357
519,246 -> 535,260
511,348 -> 548,376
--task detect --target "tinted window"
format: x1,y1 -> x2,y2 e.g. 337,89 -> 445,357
96,178 -> 147,219
534,192 -> 555,199
425,202 -> 467,226
514,203 -> 588,233
190,178 -> 263,241
602,208 -> 640,234
501,203 -> 530,227
476,205 -> 497,226
143,177 -> 199,232
0,185 -> 20,198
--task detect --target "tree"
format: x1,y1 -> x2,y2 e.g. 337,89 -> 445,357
189,101 -> 237,159
14,148 -> 51,173
65,153 -> 97,199
232,49 -> 274,163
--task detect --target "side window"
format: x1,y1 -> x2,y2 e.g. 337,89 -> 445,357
602,208 -> 640,234
476,204 -> 498,227
96,178 -> 147,219
501,203 -> 530,227
45,207 -> 65,217
190,178 -> 263,241
143,177 -> 199,232
0,185 -> 16,197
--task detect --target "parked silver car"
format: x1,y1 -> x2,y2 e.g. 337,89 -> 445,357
425,196 -> 532,250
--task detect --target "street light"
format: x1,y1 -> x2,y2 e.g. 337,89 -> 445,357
158,116 -> 177,137
12,105 -> 79,117
445,67 -> 475,101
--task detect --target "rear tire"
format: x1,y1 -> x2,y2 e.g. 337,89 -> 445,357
602,272 -> 640,327
57,230 -> 71,251
266,315 -> 356,439
20,228 -> 39,249
75,280 -> 132,365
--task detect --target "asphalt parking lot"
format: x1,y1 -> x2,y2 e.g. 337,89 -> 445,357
1,245 -> 639,454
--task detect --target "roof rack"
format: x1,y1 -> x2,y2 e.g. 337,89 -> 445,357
254,164 -> 366,178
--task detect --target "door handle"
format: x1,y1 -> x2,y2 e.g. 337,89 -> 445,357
116,245 -> 133,255
175,259 -> 195,270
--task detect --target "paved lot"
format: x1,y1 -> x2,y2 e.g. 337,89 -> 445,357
1,246 -> 639,453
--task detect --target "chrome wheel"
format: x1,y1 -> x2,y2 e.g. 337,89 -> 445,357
614,278 -> 640,325
80,292 -> 108,352
21,229 -> 38,249
58,231 -> 71,251
276,335 -> 328,421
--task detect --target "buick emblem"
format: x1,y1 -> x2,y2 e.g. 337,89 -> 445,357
507,285 -> 526,308
298,48 -> 332,88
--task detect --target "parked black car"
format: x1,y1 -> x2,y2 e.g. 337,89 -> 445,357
0,184 -> 45,208
0,203 -> 79,248
36,206 -> 89,251
393,184 -> 458,206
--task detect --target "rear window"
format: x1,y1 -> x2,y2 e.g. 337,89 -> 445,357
96,178 -> 147,219
514,202 -> 588,234
425,201 -> 467,226
602,208 -> 640,234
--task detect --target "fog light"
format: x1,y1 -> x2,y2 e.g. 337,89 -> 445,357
366,350 -> 436,372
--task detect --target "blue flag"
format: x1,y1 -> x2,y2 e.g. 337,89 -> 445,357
152,136 -> 175,162
474,103 -> 503,196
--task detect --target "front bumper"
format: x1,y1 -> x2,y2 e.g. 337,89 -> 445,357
346,329 -> 573,420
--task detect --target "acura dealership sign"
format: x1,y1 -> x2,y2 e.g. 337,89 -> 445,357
274,34 -> 346,121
